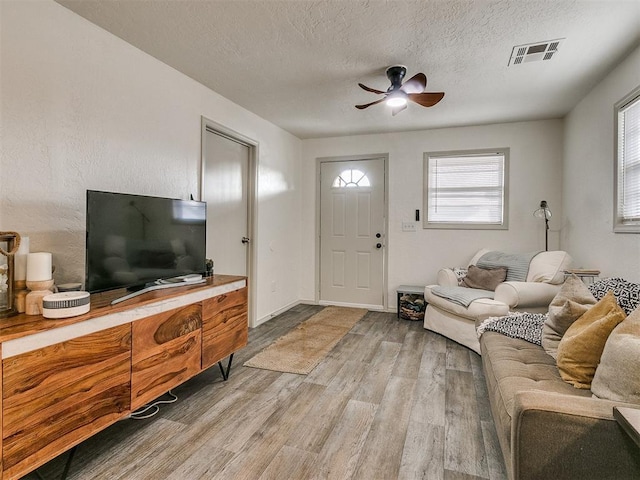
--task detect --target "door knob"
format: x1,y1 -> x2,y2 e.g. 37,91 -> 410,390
376,233 -> 381,238
241,237 -> 250,244
376,243 -> 382,249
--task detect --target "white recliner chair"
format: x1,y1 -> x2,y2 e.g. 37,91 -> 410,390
423,249 -> 572,354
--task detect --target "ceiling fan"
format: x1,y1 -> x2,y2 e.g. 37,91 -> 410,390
355,65 -> 445,115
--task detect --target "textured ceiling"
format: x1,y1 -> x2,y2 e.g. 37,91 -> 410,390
56,0 -> 640,139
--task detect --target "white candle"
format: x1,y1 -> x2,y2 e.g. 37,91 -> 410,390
14,236 -> 30,281
26,252 -> 52,282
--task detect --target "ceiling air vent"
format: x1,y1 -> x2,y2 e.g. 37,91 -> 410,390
508,39 -> 564,66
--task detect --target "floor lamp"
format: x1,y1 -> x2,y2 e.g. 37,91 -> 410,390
533,200 -> 552,251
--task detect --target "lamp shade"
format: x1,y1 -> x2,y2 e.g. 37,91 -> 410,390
534,200 -> 552,220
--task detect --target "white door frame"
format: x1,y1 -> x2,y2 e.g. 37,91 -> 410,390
201,117 -> 258,327
315,154 -> 389,311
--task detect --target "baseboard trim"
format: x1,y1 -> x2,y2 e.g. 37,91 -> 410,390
318,300 -> 385,311
254,300 -> 395,328
254,300 -> 301,327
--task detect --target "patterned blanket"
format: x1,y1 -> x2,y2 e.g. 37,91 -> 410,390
476,312 -> 547,345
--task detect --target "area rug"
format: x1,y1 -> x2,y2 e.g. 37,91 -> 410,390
243,306 -> 368,374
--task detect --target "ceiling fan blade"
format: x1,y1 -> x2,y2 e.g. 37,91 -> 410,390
400,73 -> 427,94
358,83 -> 386,95
391,103 -> 407,116
355,98 -> 386,109
408,92 -> 445,107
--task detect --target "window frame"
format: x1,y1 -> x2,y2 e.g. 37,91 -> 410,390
614,85 -> 640,233
423,148 -> 509,230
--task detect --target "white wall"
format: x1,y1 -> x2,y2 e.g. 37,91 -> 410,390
301,119 -> 564,308
0,0 -> 302,325
5,2 -> 634,324
563,45 -> 640,282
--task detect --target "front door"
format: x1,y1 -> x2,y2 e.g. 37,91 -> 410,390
319,158 -> 386,309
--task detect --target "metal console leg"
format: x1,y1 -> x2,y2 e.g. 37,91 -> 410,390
217,353 -> 235,381
35,445 -> 77,480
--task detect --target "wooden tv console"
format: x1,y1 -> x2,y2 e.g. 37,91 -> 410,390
0,275 -> 248,480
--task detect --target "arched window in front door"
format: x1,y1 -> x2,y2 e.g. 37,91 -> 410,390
332,169 -> 371,188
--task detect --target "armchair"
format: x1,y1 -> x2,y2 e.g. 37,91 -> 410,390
424,249 -> 572,354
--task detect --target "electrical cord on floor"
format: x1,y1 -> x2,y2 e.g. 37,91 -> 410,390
128,390 -> 178,420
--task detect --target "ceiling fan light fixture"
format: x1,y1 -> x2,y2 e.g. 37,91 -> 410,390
386,93 -> 407,107
355,67 -> 444,112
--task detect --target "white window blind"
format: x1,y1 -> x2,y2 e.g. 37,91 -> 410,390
616,90 -> 640,231
424,150 -> 507,229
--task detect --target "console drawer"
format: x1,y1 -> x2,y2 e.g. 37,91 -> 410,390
2,325 -> 131,479
131,303 -> 202,410
202,287 -> 248,369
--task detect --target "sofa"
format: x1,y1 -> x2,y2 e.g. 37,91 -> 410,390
424,249 -> 572,354
479,277 -> 640,479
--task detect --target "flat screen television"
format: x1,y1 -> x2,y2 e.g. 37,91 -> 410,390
85,190 -> 206,294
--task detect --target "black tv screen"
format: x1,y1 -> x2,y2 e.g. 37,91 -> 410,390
85,190 -> 206,293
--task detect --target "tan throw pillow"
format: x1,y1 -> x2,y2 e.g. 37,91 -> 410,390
542,274 -> 597,359
591,307 -> 640,404
461,265 -> 507,291
557,291 -> 627,389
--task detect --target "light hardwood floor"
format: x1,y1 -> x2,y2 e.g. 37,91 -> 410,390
28,305 -> 507,480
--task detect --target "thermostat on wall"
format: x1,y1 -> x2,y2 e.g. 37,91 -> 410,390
42,291 -> 90,319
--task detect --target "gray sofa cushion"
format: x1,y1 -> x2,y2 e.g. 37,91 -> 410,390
480,332 -> 591,471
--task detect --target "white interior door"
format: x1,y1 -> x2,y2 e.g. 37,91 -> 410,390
320,158 -> 386,309
203,129 -> 249,276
